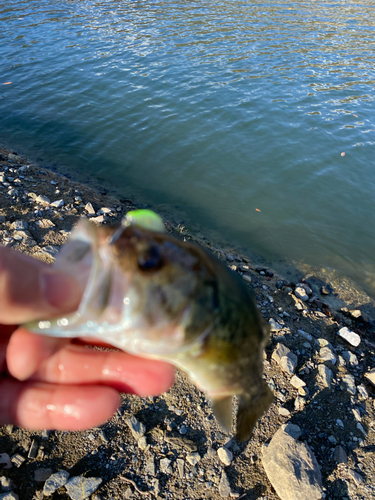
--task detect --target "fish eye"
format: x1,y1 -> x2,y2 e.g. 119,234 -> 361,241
137,245 -> 162,271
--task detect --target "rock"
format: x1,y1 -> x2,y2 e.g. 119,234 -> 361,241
34,468 -> 53,482
39,245 -> 60,258
357,384 -> 368,400
342,374 -> 356,395
10,220 -> 28,230
226,254 -> 235,262
137,436 -> 147,450
280,353 -> 298,375
218,470 -> 234,498
356,422 -> 367,436
279,408 -> 290,417
282,423 -> 302,439
0,476 -> 15,492
242,275 -> 252,283
28,439 -> 38,459
65,476 -> 102,500
0,454 -> 11,469
333,445 -> 348,464
364,368 -> 375,387
337,327 -> 361,347
85,202 -> 95,214
160,458 -> 172,474
10,454 -> 25,468
342,350 -> 358,368
319,346 -> 337,366
50,199 -> 64,208
145,457 -> 155,476
90,215 -> 105,224
35,194 -> 51,205
269,318 -> 283,332
43,470 -> 70,496
290,375 -> 306,389
262,428 -> 323,500
98,207 -> 112,214
186,452 -> 201,466
176,458 -> 185,479
352,408 -> 362,421
217,447 -> 233,466
321,286 -> 330,295
318,364 -> 333,389
125,416 -> 146,441
0,493 -> 19,500
348,469 -> 364,485
34,219 -> 55,228
294,395 -> 306,411
294,287 -> 309,301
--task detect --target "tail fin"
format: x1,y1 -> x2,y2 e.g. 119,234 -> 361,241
236,382 -> 274,442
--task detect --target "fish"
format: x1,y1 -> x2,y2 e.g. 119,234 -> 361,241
25,210 -> 273,441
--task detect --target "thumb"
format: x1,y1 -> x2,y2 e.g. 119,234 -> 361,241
0,247 -> 82,324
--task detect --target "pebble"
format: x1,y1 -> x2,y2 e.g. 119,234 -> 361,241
217,447 -> 233,466
43,470 -> 70,496
290,375 -> 306,389
34,219 -> 55,228
10,454 -> 25,468
98,207 -> 112,214
280,353 -> 298,376
90,215 -> 105,224
342,350 -> 358,368
357,384 -> 368,400
179,425 -> 187,435
337,327 -> 361,347
65,476 -> 102,500
160,458 -> 172,473
176,458 -> 185,479
137,436 -> 147,450
262,427 -> 323,500
0,493 -> 19,500
364,368 -> 375,387
319,346 -> 337,366
50,199 -> 64,208
0,454 -> 11,469
186,452 -> 201,466
282,423 -> 302,439
35,194 -> 51,205
333,445 -> 348,464
85,202 -> 95,214
218,470 -> 235,498
278,408 -> 290,417
0,476 -> 14,492
294,287 -> 309,302
145,457 -> 155,476
342,374 -> 356,395
125,416 -> 146,441
34,468 -> 53,482
318,364 -> 333,389
269,318 -> 283,332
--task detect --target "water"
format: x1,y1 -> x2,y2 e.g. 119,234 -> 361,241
1,0 -> 375,298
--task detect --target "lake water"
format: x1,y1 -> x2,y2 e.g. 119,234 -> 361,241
1,0 -> 375,299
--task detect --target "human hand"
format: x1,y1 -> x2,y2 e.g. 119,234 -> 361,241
0,246 -> 174,431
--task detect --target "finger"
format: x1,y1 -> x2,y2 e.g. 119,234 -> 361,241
0,247 -> 82,324
7,328 -> 175,396
0,379 -> 120,430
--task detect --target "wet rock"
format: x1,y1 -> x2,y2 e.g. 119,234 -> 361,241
35,194 -> 51,205
50,199 -> 64,208
34,468 -> 53,482
85,202 -> 95,214
333,445 -> 348,464
0,493 -> 19,500
43,470 -> 70,496
342,374 -> 356,395
10,220 -> 28,230
319,346 -> 337,366
186,452 -> 201,466
269,318 -> 283,332
125,416 -> 146,441
262,427 -> 322,500
337,327 -> 361,347
217,447 -> 233,466
318,364 -> 333,389
364,368 -> 375,387
65,476 -> 102,500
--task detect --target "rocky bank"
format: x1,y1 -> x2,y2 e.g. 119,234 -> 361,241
0,146 -> 374,500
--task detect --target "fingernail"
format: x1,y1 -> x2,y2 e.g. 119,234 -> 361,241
41,271 -> 82,312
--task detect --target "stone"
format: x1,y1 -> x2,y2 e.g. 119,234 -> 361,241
294,287 -> 309,301
217,447 -> 233,466
0,493 -> 19,500
342,351 -> 358,368
280,353 -> 298,375
290,375 -> 306,389
348,469 -> 363,485
65,476 -> 102,500
272,343 -> 291,363
262,428 -> 322,500
176,458 -> 185,479
318,364 -> 333,389
186,452 -> 201,466
0,215 -> 5,223
85,202 -> 95,214
242,275 -> 252,283
10,220 -> 28,230
337,327 -> 361,347
40,245 -> 60,258
43,470 -> 70,496
50,199 -> 64,208
34,468 -> 53,482
269,318 -> 283,332
352,408 -> 361,421
356,422 -> 367,436
319,346 -> 337,366
145,457 -> 155,476
342,374 -> 356,395
98,207 -> 112,214
333,445 -> 347,464
90,215 -> 105,224
294,395 -> 306,411
160,458 -> 172,474
126,416 -> 146,441
10,454 -> 25,468
282,423 -> 302,440
137,436 -> 147,450
357,384 -> 368,400
35,194 -> 51,205
364,368 -> 375,387
218,470 -> 234,498
0,454 -> 11,469
28,439 -> 38,458
0,476 -> 15,492
34,219 -> 55,228
278,407 -> 290,417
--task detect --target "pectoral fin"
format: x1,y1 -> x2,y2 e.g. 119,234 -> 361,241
236,383 -> 274,442
211,396 -> 233,433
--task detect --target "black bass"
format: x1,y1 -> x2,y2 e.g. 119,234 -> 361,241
26,210 -> 273,441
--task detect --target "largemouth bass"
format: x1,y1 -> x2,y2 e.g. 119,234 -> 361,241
26,210 -> 273,441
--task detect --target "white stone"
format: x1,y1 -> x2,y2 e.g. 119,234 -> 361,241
217,447 -> 233,466
318,364 -> 333,389
35,194 -> 51,205
364,368 -> 375,387
43,470 -> 70,496
337,327 -> 361,347
90,215 -> 105,224
290,375 -> 306,389
319,346 -> 337,366
278,407 -> 290,417
269,318 -> 283,332
126,416 -> 146,440
160,458 -> 172,473
186,452 -> 201,466
65,476 -> 102,500
50,199 -> 64,208
342,374 -> 356,395
85,202 -> 95,214
294,286 -> 309,301
357,384 -> 368,400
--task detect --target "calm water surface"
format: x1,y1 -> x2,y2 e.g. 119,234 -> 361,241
1,0 -> 375,297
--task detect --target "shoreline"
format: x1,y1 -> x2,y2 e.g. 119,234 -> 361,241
0,144 -> 374,500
